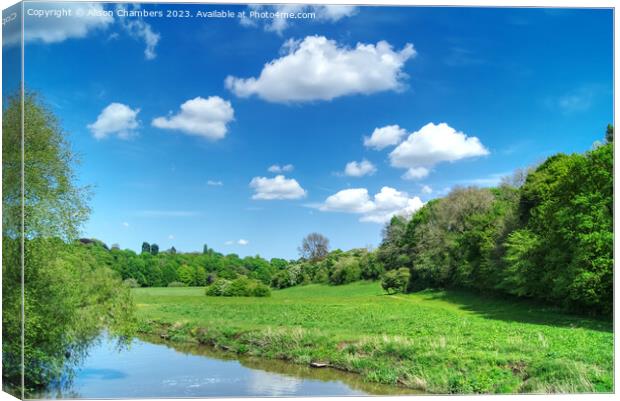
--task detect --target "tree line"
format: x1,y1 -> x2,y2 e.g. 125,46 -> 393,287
377,127 -> 613,316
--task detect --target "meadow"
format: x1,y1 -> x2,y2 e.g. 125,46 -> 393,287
133,282 -> 613,394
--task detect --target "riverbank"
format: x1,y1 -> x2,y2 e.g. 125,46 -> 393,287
133,282 -> 613,394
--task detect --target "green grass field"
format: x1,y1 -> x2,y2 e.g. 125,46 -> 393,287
133,282 -> 613,394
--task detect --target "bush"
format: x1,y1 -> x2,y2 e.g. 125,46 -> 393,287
205,278 -> 230,296
206,277 -> 270,297
123,278 -> 140,288
329,257 -> 361,285
167,281 -> 187,288
381,268 -> 410,294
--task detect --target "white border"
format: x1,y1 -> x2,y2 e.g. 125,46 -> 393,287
0,1 -> 616,401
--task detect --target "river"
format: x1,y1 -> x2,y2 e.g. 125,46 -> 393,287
30,334 -> 419,398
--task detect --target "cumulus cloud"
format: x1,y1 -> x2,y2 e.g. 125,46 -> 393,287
5,3 -> 113,46
344,159 -> 377,177
268,164 -> 294,173
390,123 -> 489,180
238,239 -> 249,246
225,36 -> 416,103
421,185 -> 433,194
403,167 -> 430,180
318,186 -> 423,224
250,175 -> 307,200
88,103 -> 140,139
364,125 -> 407,150
242,5 -> 357,34
152,96 -> 234,140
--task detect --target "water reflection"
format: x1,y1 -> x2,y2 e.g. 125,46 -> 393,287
28,334 -> 420,399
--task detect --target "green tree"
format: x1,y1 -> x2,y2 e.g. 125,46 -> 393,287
2,92 -> 135,392
150,243 -> 159,255
141,241 -> 151,254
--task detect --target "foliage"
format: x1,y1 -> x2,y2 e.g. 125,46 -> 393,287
123,278 -> 140,288
381,268 -> 410,294
205,277 -> 271,297
2,93 -> 135,392
167,281 -> 187,287
376,127 -> 613,316
329,257 -> 361,285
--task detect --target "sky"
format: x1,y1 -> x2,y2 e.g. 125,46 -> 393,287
6,2 -> 613,259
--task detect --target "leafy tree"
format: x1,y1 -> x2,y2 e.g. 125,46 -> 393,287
381,268 -> 410,294
2,92 -> 134,392
329,257 -> 361,285
150,243 -> 159,255
141,241 -> 150,254
298,233 -> 330,261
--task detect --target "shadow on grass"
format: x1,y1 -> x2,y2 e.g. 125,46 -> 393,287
412,289 -> 613,333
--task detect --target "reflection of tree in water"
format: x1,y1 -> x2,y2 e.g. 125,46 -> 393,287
141,335 -> 421,396
26,333 -> 133,399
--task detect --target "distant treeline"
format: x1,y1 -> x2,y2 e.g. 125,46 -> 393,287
78,240 -> 290,288
377,127 -> 613,316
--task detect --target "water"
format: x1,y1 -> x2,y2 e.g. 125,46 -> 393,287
30,335 -> 419,398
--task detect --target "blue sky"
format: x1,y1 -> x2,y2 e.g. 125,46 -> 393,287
14,3 -> 613,259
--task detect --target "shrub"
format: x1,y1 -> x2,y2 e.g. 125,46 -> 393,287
123,278 -> 140,288
329,257 -> 361,285
205,278 -> 230,296
167,281 -> 187,288
381,268 -> 410,294
206,277 -> 270,297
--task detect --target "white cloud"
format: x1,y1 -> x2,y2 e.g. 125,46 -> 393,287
390,123 -> 489,180
344,159 -> 377,177
152,96 -> 234,140
250,175 -> 307,200
242,5 -> 357,34
207,180 -> 223,186
268,164 -> 294,173
88,103 -> 140,139
238,239 -> 249,246
318,186 -> 423,224
225,36 -> 415,103
320,188 -> 375,213
117,5 -> 161,60
7,4 -> 113,46
364,125 -> 407,150
403,167 -> 430,180
121,222 -> 130,228
421,185 -> 433,194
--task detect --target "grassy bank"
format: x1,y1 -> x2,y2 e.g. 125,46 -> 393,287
133,282 -> 612,394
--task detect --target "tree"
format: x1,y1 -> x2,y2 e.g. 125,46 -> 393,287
2,92 -> 134,392
298,233 -> 330,261
203,244 -> 209,254
381,268 -> 410,294
150,243 -> 159,255
141,241 -> 150,254
170,246 -> 177,254
605,124 -> 613,143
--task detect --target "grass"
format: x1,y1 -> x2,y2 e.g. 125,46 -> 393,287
133,281 -> 613,394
